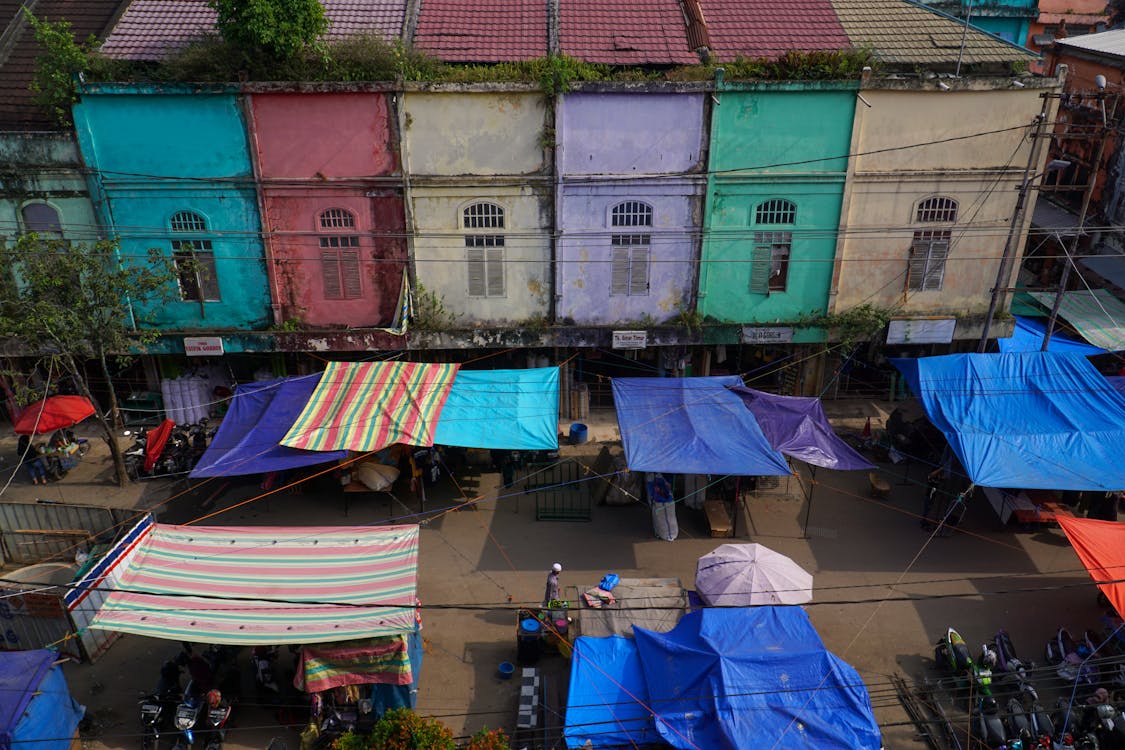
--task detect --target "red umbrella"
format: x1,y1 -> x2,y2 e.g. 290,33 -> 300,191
13,396 -> 96,435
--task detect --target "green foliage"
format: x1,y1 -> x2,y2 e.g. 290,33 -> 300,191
467,727 -> 512,750
207,0 -> 326,60
672,48 -> 876,82
795,303 -> 894,346
669,302 -> 703,333
410,283 -> 460,332
25,12 -> 90,125
340,709 -> 455,750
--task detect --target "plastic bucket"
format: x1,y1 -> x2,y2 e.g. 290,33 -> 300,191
498,661 -> 515,679
519,618 -> 541,635
569,423 -> 588,445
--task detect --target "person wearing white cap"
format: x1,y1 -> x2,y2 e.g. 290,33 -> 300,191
543,562 -> 562,607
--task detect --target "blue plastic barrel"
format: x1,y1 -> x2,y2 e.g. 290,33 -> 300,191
569,423 -> 588,445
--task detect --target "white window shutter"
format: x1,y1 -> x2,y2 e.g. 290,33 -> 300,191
611,247 -> 630,295
322,251 -> 342,299
629,247 -> 650,295
750,245 -> 771,294
341,250 -> 362,298
486,246 -> 505,297
467,246 -> 486,296
924,240 -> 949,290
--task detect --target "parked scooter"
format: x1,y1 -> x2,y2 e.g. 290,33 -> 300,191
140,658 -> 184,750
974,695 -> 1008,747
936,627 -> 994,700
171,687 -> 231,750
1047,627 -> 1099,685
307,688 -> 376,747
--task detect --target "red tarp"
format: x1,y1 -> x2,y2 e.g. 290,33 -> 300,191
1058,516 -> 1125,617
143,419 -> 174,473
13,396 -> 95,435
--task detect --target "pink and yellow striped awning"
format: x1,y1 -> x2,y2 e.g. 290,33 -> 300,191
91,524 -> 419,645
281,361 -> 459,452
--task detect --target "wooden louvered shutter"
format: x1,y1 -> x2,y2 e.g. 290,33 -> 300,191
322,250 -> 342,299
341,250 -> 362,298
467,246 -> 486,296
629,247 -> 649,295
486,246 -> 505,296
611,247 -> 630,295
923,239 -> 949,291
750,245 -> 771,294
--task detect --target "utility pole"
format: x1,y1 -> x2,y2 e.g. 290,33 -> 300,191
978,95 -> 1052,352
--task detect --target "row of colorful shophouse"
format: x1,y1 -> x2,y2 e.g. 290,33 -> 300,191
8,70 -> 1074,404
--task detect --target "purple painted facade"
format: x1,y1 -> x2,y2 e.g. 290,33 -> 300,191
555,92 -> 706,325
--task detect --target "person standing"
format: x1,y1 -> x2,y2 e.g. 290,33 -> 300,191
543,563 -> 562,607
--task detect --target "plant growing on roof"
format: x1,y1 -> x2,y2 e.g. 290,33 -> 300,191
795,303 -> 895,348
25,11 -> 90,126
207,0 -> 327,60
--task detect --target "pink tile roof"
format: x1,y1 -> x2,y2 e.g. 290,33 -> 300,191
100,0 -> 407,61
701,0 -> 851,60
413,0 -> 546,62
558,0 -> 699,66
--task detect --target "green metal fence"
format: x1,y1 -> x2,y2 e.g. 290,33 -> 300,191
526,459 -> 592,521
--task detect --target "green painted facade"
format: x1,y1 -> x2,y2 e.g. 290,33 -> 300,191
699,84 -> 857,334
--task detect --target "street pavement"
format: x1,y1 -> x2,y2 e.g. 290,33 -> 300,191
0,402 -> 1111,749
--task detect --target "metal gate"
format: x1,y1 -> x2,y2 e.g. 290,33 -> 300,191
0,501 -> 134,565
526,460 -> 592,521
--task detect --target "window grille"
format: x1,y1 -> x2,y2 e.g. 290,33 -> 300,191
611,201 -> 653,228
915,196 -> 958,223
463,203 -> 505,229
754,199 -> 797,225
319,208 -> 356,229
170,211 -> 207,233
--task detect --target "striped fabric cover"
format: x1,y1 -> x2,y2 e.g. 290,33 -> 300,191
295,636 -> 412,693
91,524 -> 419,645
281,361 -> 460,452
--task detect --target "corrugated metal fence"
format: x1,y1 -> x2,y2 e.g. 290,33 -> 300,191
0,501 -> 135,565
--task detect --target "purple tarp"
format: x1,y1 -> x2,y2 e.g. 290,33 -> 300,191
1109,376 -> 1125,396
728,386 -> 874,471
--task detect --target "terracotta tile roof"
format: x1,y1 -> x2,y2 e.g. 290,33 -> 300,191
100,0 -> 407,61
558,0 -> 699,66
0,0 -> 127,129
830,0 -> 1036,66
701,0 -> 850,60
413,0 -> 546,62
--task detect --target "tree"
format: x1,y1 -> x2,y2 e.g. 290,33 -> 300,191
207,0 -> 327,60
25,11 -> 89,126
0,235 -> 176,486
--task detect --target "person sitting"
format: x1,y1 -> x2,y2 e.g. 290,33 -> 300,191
25,444 -> 49,485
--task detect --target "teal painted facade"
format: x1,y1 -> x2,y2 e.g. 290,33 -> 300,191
0,133 -> 98,247
921,1 -> 1037,47
699,84 -> 857,333
72,85 -> 271,331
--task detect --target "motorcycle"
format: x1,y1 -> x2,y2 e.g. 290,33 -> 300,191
1047,627 -> 1099,685
307,687 -> 376,747
974,695 -> 1008,747
935,627 -> 994,700
171,686 -> 231,750
140,658 -> 184,750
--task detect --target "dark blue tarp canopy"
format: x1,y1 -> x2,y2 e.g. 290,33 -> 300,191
191,376 -> 347,478
729,386 -> 874,470
997,315 -> 1107,355
0,650 -> 84,750
564,608 -> 880,750
432,368 -> 559,450
892,353 -> 1125,490
611,376 -> 790,476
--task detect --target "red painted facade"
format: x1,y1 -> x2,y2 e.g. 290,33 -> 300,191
249,92 -> 406,329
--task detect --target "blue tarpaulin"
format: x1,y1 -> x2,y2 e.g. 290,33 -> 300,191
564,608 -> 880,749
997,316 -> 1107,355
611,377 -> 791,475
191,376 -> 347,478
0,650 -> 84,750
433,368 -> 559,450
892,353 -> 1125,490
728,386 -> 874,470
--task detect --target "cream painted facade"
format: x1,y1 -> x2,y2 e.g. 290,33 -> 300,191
831,82 -> 1062,337
401,88 -> 551,325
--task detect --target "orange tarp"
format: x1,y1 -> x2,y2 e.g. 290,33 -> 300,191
1058,516 -> 1125,617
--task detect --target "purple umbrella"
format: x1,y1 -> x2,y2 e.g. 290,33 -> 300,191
695,543 -> 813,607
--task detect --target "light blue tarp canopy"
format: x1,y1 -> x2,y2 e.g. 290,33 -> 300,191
611,376 -> 791,475
564,608 -> 880,750
191,376 -> 347,478
997,315 -> 1107,355
433,367 -> 559,450
892,353 -> 1125,490
0,650 -> 84,750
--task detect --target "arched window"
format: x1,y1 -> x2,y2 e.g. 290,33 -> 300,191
21,203 -> 61,236
908,196 -> 957,292
169,211 -> 220,302
463,203 -> 505,297
610,201 -> 652,296
750,199 -> 795,294
318,209 -> 361,299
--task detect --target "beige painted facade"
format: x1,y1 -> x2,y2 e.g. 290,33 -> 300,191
831,83 -> 1061,337
400,88 -> 551,325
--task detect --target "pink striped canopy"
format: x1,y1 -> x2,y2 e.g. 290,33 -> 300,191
281,361 -> 459,452
91,524 -> 419,645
